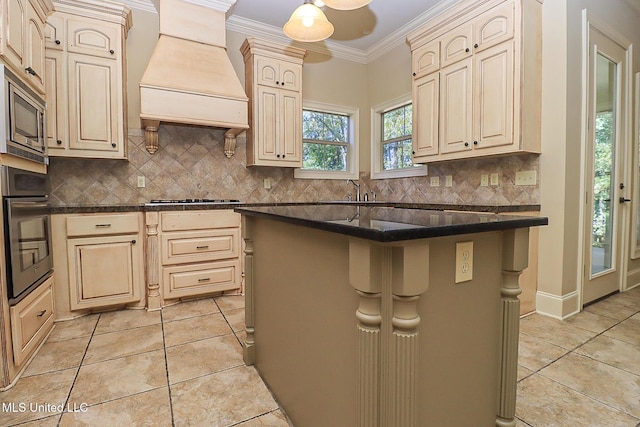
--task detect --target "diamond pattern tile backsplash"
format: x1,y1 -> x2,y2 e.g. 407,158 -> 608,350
48,125 -> 539,206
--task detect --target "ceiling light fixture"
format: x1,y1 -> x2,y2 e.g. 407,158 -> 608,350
323,0 -> 372,10
283,0 -> 334,43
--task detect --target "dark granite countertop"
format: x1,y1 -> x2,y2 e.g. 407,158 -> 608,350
49,201 -> 541,215
235,205 -> 548,243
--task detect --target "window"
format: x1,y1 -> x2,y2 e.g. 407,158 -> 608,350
371,94 -> 427,179
295,101 -> 359,180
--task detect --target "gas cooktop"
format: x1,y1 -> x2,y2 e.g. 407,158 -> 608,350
147,199 -> 242,204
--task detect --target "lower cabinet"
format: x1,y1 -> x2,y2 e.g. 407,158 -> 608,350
158,210 -> 242,301
52,212 -> 145,315
10,276 -> 55,366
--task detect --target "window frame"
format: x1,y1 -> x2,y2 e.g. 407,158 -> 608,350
371,94 -> 428,179
294,100 -> 359,180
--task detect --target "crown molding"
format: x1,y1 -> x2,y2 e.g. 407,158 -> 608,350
117,0 -> 156,13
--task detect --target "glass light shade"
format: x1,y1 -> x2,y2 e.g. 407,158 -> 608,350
323,0 -> 372,10
284,3 -> 334,42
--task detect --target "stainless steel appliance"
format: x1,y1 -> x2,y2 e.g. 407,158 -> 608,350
2,166 -> 52,304
0,65 -> 47,164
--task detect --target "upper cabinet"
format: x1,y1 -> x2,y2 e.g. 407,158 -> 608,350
0,0 -> 54,94
241,38 -> 306,167
44,0 -> 132,159
407,0 -> 541,163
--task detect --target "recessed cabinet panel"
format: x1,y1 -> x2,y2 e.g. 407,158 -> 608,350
412,40 -> 439,79
163,261 -> 240,299
440,25 -> 472,68
280,62 -> 301,91
473,42 -> 513,150
4,0 -> 27,71
68,54 -> 118,152
474,2 -> 514,52
45,52 -> 66,150
440,58 -> 472,154
67,18 -> 119,58
256,57 -> 279,87
413,72 -> 439,158
258,86 -> 278,160
26,11 -> 45,91
281,90 -> 301,161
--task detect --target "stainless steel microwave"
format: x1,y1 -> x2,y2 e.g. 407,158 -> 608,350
0,65 -> 47,164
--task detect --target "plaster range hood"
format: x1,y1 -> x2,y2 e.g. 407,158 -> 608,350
139,0 -> 248,156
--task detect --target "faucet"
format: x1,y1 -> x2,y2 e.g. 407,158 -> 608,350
346,179 -> 360,201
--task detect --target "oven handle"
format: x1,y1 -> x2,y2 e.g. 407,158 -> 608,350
9,202 -> 50,209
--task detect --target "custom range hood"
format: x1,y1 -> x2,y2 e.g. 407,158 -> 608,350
139,0 -> 248,156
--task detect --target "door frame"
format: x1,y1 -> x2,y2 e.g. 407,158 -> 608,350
577,10 -> 633,307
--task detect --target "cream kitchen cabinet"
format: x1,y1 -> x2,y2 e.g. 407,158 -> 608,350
0,0 -> 53,94
44,1 -> 131,159
408,0 -> 541,163
51,212 -> 145,316
156,210 -> 242,301
241,38 -> 306,167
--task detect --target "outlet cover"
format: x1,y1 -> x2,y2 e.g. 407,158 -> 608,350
430,176 -> 440,187
455,241 -> 473,283
490,173 -> 499,186
515,170 -> 537,186
445,175 -> 453,187
137,176 -> 146,188
480,174 -> 489,187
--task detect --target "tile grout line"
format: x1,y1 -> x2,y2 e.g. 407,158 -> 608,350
159,309 -> 176,427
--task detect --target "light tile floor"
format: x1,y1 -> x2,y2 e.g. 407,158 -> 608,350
2,289 -> 640,426
0,295 -> 291,427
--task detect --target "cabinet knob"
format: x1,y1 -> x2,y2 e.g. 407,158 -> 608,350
282,154 -> 286,158
132,239 -> 137,244
56,140 -> 62,145
55,39 -> 61,45
465,48 -> 470,53
474,43 -> 479,48
111,143 -> 116,148
464,142 -> 469,147
276,81 -> 280,85
277,154 -> 281,158
412,150 -> 416,155
413,72 -> 416,76
281,82 -> 285,86
473,140 -> 478,145
109,49 -> 115,54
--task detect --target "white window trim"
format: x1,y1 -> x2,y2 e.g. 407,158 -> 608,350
294,100 -> 359,180
370,93 -> 428,180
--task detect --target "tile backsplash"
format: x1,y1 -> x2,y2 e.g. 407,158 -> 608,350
48,125 -> 539,206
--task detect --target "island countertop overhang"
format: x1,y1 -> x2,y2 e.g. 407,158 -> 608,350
235,204 -> 548,242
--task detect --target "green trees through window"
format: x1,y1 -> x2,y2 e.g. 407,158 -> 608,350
302,110 -> 349,171
382,104 -> 414,170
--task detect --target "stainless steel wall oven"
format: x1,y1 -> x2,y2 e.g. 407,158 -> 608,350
2,166 -> 52,305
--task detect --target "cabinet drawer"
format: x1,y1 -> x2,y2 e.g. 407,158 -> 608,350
66,213 -> 140,237
161,229 -> 240,265
160,210 -> 240,232
162,261 -> 240,299
10,276 -> 55,366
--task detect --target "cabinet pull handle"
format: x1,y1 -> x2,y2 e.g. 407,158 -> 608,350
56,140 -> 62,145
196,245 -> 209,249
198,277 -> 211,282
25,66 -> 38,77
37,309 -> 47,317
95,223 -> 112,228
620,197 -> 631,204
109,49 -> 115,54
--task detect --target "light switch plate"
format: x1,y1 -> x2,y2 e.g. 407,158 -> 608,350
445,175 -> 453,187
137,176 -> 146,188
455,241 -> 473,283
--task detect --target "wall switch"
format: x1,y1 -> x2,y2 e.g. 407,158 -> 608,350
263,178 -> 272,189
445,175 -> 453,187
490,173 -> 499,186
137,176 -> 146,188
480,174 -> 489,186
430,176 -> 440,187
515,170 -> 537,186
455,241 -> 473,283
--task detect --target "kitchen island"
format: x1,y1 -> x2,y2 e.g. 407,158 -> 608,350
235,205 -> 547,427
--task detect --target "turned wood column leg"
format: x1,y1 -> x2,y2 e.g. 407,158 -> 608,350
496,228 -> 529,427
145,212 -> 161,311
242,217 -> 255,365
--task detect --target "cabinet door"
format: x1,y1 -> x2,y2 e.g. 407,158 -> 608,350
25,3 -> 45,93
44,13 -> 64,50
45,51 -> 67,151
440,58 -> 472,154
473,2 -> 514,52
256,85 -> 279,161
280,90 -> 301,164
68,235 -> 142,310
66,17 -> 119,59
3,0 -> 26,71
473,42 -> 513,151
68,53 -> 120,153
256,57 -> 281,88
440,24 -> 472,68
413,72 -> 439,158
412,40 -> 439,79
279,61 -> 301,92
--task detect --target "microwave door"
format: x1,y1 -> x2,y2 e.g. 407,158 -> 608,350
9,86 -> 40,148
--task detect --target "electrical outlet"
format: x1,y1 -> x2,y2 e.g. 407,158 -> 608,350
430,176 -> 440,187
515,170 -> 537,186
263,178 -> 271,189
445,175 -> 453,187
480,174 -> 489,186
455,241 -> 473,283
137,176 -> 146,188
490,173 -> 499,186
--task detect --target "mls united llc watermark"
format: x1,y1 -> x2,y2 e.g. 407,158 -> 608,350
2,402 -> 88,413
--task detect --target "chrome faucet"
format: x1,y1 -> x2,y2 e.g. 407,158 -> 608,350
346,179 -> 361,201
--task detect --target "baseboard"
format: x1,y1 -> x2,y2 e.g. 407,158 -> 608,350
535,290 -> 580,319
